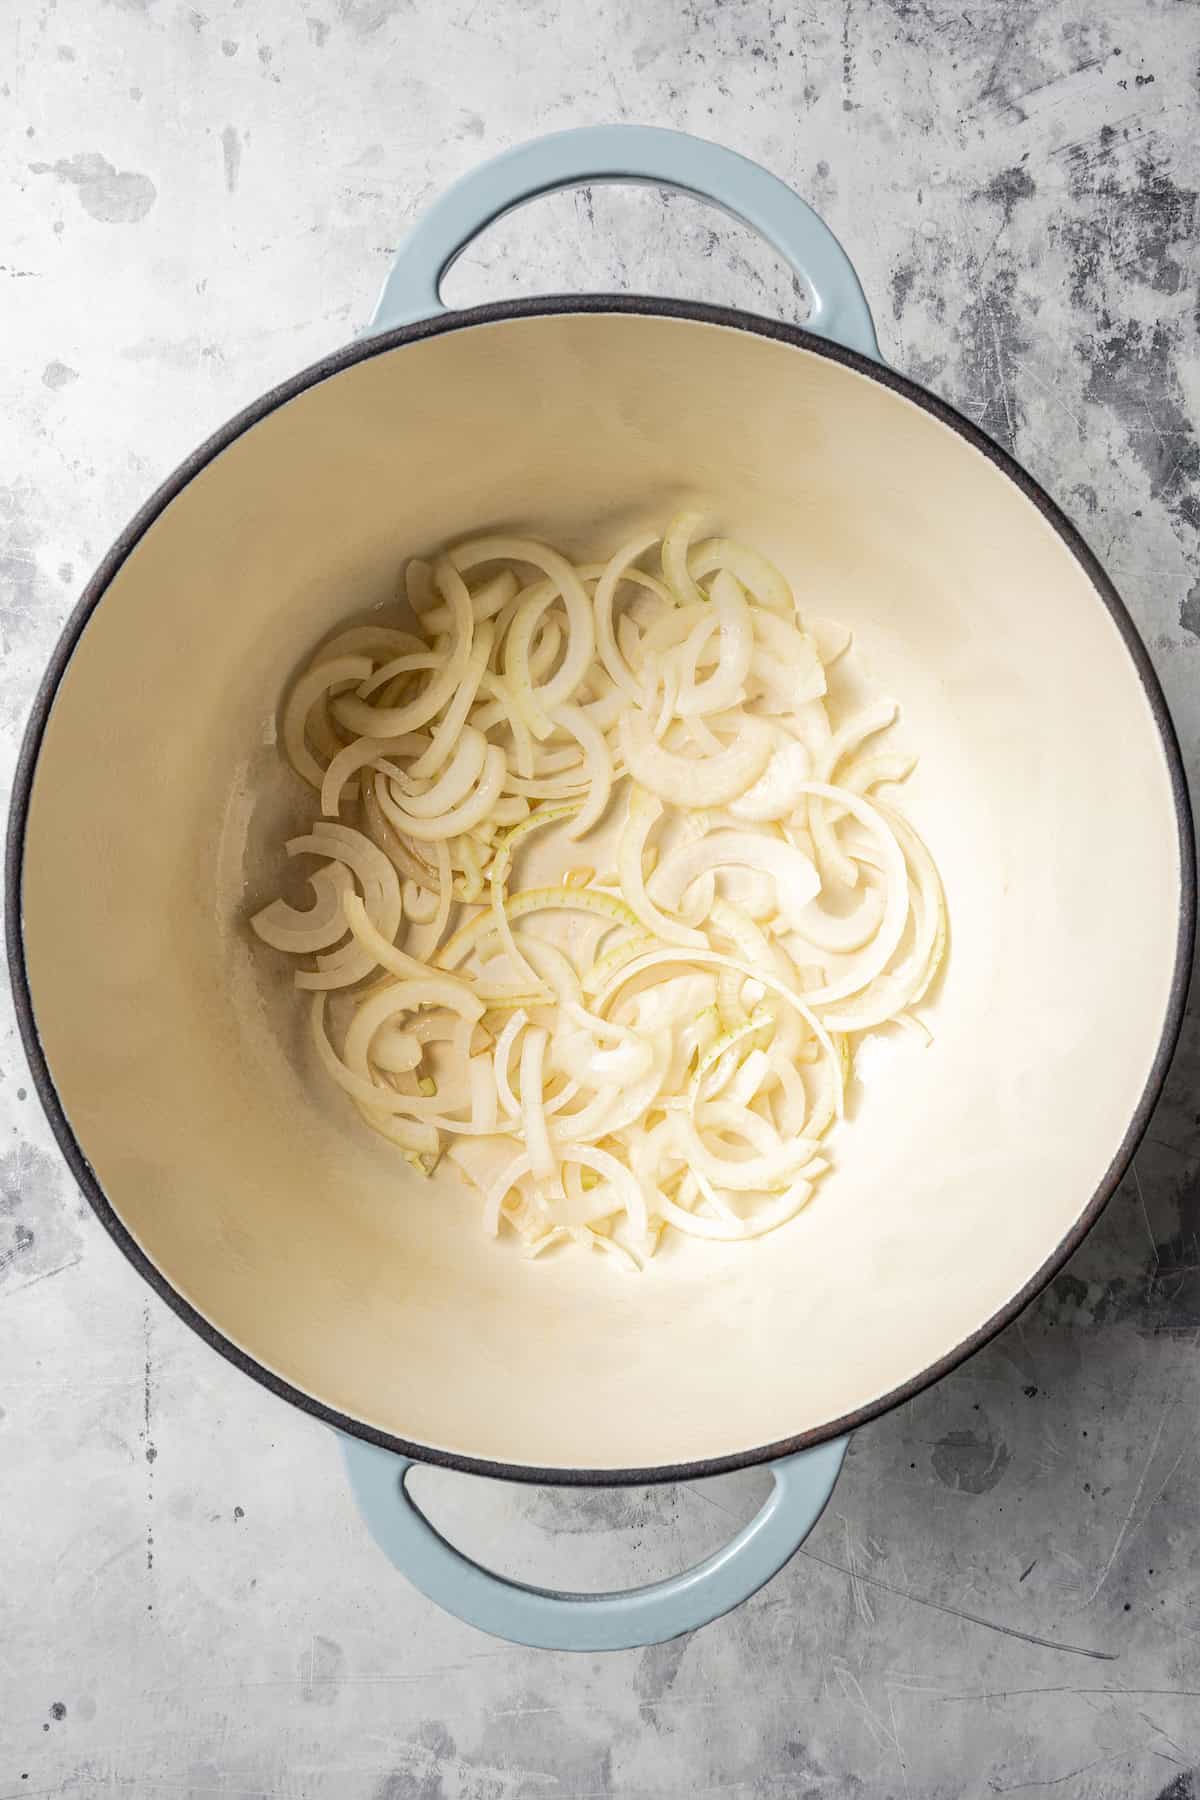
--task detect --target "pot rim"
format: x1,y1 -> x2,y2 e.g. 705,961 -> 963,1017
7,292 -> 1195,1487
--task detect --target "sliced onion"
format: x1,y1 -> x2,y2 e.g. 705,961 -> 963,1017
806,614 -> 852,664
688,1007 -> 772,1108
403,880 -> 438,924
250,862 -> 353,954
725,1046 -> 771,1108
309,995 -> 438,1143
483,1150 -> 534,1235
476,671 -> 535,778
394,727 -> 487,818
406,560 -> 434,614
548,1034 -> 668,1145
551,703 -> 613,840
312,626 -> 426,665
749,613 -> 826,705
662,511 -> 708,608
459,538 -> 595,719
557,1026 -> 654,1086
288,824 -> 401,991
594,532 -> 658,698
409,621 -> 497,781
320,733 -> 426,819
372,1024 -> 422,1074
618,709 -> 773,808
689,538 -> 794,618
342,891 -> 464,988
283,655 -> 373,789
617,613 -> 646,679
502,769 -> 589,800
617,787 -> 706,949
301,822 -> 400,920
421,569 -> 518,635
809,701 -> 897,887
256,518 -> 947,1266
526,614 -> 563,685
649,830 -> 820,932
486,803 -> 581,993
356,651 -> 443,699
517,934 -> 582,1007
468,1054 -> 498,1132
817,804 -> 946,1030
783,784 -> 908,1005
581,929 -> 659,998
493,1009 -> 529,1120
594,945 -> 843,1121
767,1047 -> 809,1137
841,750 -> 917,799
640,601 -> 707,660
658,1179 -> 814,1241
675,571 -> 754,717
437,885 -> 639,972
781,875 -> 886,956
728,738 -> 812,822
824,700 -> 899,775
361,771 -> 438,887
379,745 -> 506,841
346,977 -> 482,1072
423,838 -> 453,954
520,1026 -> 555,1181
334,558 -> 474,738
559,1145 -> 649,1242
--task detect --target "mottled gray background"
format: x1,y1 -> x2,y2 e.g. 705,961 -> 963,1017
2,1 -> 1199,1796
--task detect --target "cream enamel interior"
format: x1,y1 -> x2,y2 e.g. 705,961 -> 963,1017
21,311 -> 1183,1473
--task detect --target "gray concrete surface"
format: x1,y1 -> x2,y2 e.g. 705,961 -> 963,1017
2,1 -> 1199,1795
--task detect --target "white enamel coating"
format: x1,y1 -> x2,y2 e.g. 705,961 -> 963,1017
21,310 -> 1184,1473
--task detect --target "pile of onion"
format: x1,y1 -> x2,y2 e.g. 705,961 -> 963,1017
251,515 -> 946,1270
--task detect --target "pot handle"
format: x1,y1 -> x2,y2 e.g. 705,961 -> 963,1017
338,1431 -> 847,1652
367,124 -> 879,360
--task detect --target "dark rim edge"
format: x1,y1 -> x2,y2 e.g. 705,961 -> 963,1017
6,292 -> 1196,1489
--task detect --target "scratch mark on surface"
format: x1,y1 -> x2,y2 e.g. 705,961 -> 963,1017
936,1686 -> 1200,1703
840,1514 -> 875,1626
796,1546 -> 1117,1659
832,1661 -> 900,1754
1133,1160 -> 1159,1266
105,1782 -> 295,1797
3,1255 -> 81,1299
989,1751 -> 1129,1792
299,1634 -> 345,1704
887,1684 -> 912,1800
559,1788 -> 763,1800
1083,1377 -> 1181,1606
490,1692 -> 730,1720
683,1482 -> 739,1520
1008,355 -> 1084,434
0,1788 -> 89,1799
1137,1714 -> 1189,1761
85,1534 -> 143,1586
988,310 -> 1016,446
140,1656 -> 508,1697
1141,397 -> 1168,456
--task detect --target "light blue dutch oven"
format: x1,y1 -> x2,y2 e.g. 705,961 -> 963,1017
10,127 -> 1193,1653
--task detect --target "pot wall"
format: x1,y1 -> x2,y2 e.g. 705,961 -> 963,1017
19,307 -> 1185,1473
